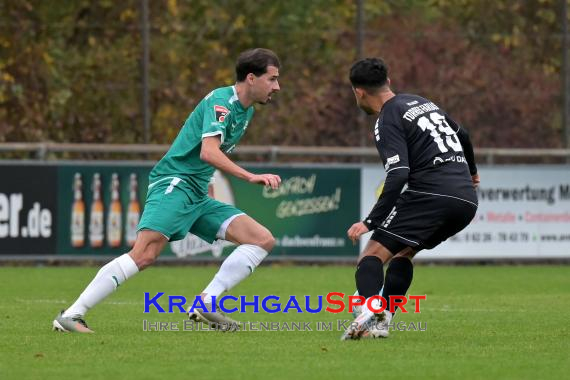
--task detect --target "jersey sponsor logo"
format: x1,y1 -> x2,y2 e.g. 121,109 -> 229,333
433,155 -> 467,166
385,154 -> 400,170
214,105 -> 230,122
387,154 -> 400,165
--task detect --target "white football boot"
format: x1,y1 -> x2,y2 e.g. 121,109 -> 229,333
361,309 -> 392,339
187,303 -> 240,332
52,310 -> 94,333
352,288 -> 383,318
341,298 -> 387,340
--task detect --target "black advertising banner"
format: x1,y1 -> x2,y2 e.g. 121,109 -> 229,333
0,165 -> 58,254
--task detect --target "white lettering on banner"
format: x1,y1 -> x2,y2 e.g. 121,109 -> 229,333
276,235 -> 345,248
0,193 -> 52,239
263,175 -> 316,199
276,188 -> 341,218
360,166 -> 570,259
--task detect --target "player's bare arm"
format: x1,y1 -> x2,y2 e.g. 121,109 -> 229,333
200,136 -> 281,189
454,124 -> 479,188
347,222 -> 369,244
471,173 -> 480,188
347,171 -> 407,243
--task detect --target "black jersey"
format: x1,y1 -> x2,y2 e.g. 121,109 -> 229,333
364,93 -> 478,229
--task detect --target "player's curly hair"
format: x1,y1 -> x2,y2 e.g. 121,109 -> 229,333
349,58 -> 388,92
236,48 -> 281,81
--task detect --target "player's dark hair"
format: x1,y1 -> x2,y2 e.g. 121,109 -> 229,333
236,48 -> 281,82
349,58 -> 388,92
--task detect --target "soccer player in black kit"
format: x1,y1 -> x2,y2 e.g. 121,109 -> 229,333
341,58 -> 480,340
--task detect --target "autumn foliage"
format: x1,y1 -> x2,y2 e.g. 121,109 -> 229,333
0,0 -> 565,148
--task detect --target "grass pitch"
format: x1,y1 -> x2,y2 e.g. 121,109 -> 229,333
0,265 -> 569,380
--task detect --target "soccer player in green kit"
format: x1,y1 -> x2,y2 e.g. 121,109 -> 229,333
53,48 -> 282,333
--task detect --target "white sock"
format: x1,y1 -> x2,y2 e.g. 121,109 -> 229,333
63,254 -> 139,318
202,244 -> 268,304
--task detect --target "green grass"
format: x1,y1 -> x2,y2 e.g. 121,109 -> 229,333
0,265 -> 569,380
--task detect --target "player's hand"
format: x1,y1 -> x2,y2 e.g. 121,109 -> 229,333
249,173 -> 282,189
471,173 -> 480,189
347,222 -> 369,245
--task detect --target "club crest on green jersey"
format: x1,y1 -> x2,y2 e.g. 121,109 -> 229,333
214,105 -> 230,122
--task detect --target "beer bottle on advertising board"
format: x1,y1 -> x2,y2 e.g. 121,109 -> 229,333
107,173 -> 122,248
71,173 -> 85,247
125,173 -> 140,247
89,173 -> 104,248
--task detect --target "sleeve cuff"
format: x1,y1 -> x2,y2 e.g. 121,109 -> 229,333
362,218 -> 376,230
202,131 -> 225,144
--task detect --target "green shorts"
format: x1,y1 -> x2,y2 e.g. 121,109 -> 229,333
138,177 -> 244,243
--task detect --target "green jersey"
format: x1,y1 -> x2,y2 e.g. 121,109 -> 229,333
149,85 -> 254,199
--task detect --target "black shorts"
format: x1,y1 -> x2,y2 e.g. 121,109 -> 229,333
370,189 -> 478,254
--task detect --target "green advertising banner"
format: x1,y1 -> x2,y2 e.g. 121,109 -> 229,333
226,167 -> 360,256
52,164 -> 361,258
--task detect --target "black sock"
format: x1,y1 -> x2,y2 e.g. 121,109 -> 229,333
355,256 -> 384,299
383,257 -> 414,314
